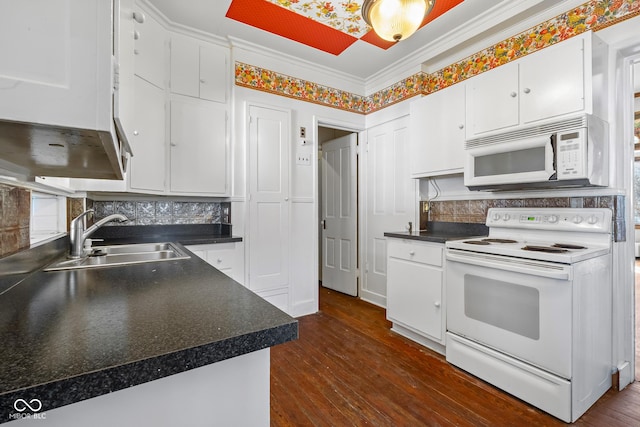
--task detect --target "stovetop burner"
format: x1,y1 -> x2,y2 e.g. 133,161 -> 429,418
463,240 -> 491,245
552,243 -> 587,250
522,245 -> 569,253
482,238 -> 518,244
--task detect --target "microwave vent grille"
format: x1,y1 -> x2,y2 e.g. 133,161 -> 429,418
465,115 -> 588,149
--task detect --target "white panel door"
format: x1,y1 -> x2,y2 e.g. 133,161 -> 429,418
248,106 -> 290,293
363,116 -> 416,306
321,134 -> 357,296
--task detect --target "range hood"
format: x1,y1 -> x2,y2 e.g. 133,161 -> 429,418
0,118 -> 128,180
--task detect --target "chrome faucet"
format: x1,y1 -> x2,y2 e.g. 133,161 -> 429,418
69,209 -> 128,258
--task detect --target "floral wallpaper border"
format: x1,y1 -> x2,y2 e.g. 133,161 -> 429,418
235,0 -> 640,114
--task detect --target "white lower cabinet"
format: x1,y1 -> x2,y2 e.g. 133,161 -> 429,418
386,238 -> 445,354
186,242 -> 244,283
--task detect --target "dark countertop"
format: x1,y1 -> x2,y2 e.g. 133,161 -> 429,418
0,227 -> 296,422
384,221 -> 489,243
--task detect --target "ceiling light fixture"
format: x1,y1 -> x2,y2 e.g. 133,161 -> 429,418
362,0 -> 435,42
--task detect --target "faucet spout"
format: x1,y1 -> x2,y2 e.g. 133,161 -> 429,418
69,210 -> 128,258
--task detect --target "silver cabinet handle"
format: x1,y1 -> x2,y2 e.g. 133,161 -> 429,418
409,250 -> 415,256
217,258 -> 223,263
434,301 -> 441,308
510,92 -> 517,98
458,124 -> 464,129
133,11 -> 146,24
134,30 -> 140,40
523,87 -> 531,94
133,130 -> 139,136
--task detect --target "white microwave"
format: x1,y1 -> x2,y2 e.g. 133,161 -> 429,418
464,114 -> 608,191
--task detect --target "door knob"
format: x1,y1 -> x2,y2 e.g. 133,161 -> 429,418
133,11 -> 146,24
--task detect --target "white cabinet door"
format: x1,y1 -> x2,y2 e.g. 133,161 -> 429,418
387,257 -> 443,340
199,44 -> 227,103
0,0 -> 112,131
134,11 -> 165,89
114,0 -> 136,152
170,34 -> 227,103
466,61 -> 519,137
520,35 -> 585,125
410,84 -> 466,177
129,76 -> 166,192
170,34 -> 200,98
248,105 -> 290,295
386,239 -> 444,343
169,96 -> 227,195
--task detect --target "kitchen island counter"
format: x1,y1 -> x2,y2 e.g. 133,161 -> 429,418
0,234 -> 297,424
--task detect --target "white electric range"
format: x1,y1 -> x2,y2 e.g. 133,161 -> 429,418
444,208 -> 613,423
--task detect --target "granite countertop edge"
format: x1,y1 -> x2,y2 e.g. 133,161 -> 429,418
0,323 -> 297,419
383,221 -> 489,243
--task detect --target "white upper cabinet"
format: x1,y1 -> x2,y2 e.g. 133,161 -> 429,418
129,76 -> 166,193
0,0 -> 111,130
519,35 -> 586,125
169,96 -> 228,195
170,34 -> 228,103
410,83 -> 466,177
134,10 -> 166,89
0,0 -> 128,179
466,32 -> 607,139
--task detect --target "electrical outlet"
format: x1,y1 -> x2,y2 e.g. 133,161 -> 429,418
296,155 -> 311,166
300,127 -> 306,138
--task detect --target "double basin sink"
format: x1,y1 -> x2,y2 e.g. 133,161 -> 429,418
45,242 -> 191,271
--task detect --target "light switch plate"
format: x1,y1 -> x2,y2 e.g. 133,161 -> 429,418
296,154 -> 311,166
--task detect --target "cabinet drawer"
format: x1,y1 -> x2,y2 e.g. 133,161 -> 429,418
206,249 -> 234,270
387,240 -> 442,267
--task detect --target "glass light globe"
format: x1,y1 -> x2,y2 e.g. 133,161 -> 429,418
365,0 -> 432,42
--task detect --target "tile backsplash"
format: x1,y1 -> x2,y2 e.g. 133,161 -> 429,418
91,200 -> 231,226
1,185 -> 30,257
423,195 -> 626,241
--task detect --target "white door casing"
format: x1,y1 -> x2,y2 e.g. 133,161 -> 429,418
362,116 -> 416,307
248,105 -> 290,298
321,133 -> 358,296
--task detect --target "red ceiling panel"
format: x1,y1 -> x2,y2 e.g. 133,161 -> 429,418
226,0 -> 464,55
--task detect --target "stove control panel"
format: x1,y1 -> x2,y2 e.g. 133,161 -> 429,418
486,208 -> 611,233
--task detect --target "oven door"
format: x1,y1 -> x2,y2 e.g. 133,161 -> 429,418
464,135 -> 555,188
446,249 -> 572,379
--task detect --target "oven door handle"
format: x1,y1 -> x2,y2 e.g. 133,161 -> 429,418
446,249 -> 571,280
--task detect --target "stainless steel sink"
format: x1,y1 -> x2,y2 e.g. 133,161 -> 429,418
44,242 -> 191,271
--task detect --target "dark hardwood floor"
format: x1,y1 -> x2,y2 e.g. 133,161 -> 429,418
271,286 -> 640,426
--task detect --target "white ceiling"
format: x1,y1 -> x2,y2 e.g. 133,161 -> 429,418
144,0 -> 583,81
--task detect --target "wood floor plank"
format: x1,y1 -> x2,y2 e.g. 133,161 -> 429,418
271,287 -> 640,426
